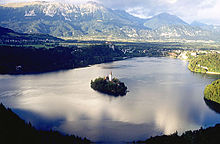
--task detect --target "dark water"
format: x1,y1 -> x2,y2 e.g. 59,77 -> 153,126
0,57 -> 220,143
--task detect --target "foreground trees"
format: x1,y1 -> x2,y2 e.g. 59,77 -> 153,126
135,124 -> 220,144
0,103 -> 90,144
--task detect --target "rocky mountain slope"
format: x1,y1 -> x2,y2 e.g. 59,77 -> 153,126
0,1 -> 219,41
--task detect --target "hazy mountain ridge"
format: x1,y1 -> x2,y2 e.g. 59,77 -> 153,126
191,21 -> 220,33
0,1 -> 219,41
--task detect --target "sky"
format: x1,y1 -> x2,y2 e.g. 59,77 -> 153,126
1,0 -> 220,25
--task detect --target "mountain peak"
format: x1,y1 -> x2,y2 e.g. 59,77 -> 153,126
156,12 -> 174,17
153,12 -> 186,23
144,12 -> 188,29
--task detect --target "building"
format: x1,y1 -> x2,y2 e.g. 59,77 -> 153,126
109,71 -> 112,81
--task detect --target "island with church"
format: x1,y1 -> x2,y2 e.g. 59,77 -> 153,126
91,72 -> 128,96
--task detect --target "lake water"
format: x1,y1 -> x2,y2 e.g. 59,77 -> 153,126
0,57 -> 220,143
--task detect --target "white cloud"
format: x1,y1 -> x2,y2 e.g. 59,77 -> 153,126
126,7 -> 151,19
160,0 -> 178,4
168,0 -> 178,4
197,0 -> 220,24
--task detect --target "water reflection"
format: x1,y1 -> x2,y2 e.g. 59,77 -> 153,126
0,57 -> 220,143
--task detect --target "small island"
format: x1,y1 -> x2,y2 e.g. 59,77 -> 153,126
91,72 -> 127,96
204,79 -> 220,104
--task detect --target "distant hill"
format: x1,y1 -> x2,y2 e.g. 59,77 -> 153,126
0,26 -> 62,42
0,1 -> 220,41
142,13 -> 218,40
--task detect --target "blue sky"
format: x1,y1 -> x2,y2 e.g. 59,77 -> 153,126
1,0 -> 220,25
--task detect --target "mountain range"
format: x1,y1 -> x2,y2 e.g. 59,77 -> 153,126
0,1 -> 220,41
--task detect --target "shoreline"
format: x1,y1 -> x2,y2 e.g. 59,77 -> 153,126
188,69 -> 220,75
206,71 -> 220,75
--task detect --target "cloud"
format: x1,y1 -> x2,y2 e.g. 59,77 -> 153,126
95,0 -> 220,24
197,0 -> 220,24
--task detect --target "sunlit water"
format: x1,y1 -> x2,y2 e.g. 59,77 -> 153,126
0,57 -> 220,143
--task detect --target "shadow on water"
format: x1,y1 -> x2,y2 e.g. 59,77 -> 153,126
12,108 -> 65,131
204,98 -> 220,114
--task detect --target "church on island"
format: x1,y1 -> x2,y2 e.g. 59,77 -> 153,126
105,71 -> 113,82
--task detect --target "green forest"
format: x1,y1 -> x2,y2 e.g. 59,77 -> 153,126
91,77 -> 127,96
204,79 -> 220,104
188,53 -> 220,73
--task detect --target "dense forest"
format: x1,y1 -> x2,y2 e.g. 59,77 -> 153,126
188,53 -> 220,73
0,44 -> 125,74
204,79 -> 220,104
0,103 -> 90,144
135,124 -> 220,144
91,77 -> 127,96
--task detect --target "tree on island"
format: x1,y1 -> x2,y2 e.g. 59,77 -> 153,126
91,74 -> 127,96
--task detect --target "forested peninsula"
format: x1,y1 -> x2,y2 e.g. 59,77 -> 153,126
188,53 -> 220,74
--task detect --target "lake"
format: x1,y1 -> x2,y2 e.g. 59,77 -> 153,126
0,57 -> 220,143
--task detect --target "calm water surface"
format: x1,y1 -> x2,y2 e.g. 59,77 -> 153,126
0,57 -> 220,143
